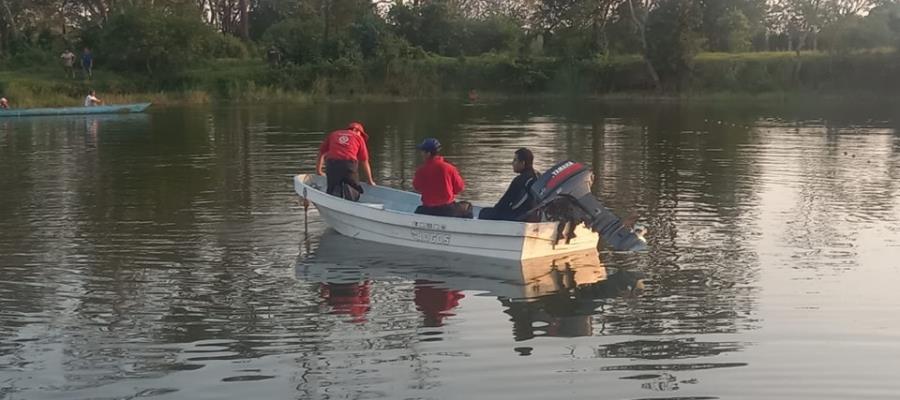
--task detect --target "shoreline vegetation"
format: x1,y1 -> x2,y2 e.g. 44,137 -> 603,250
3,50 -> 899,108
5,1 -> 900,108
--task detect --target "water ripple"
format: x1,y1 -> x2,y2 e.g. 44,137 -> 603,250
1,102 -> 899,399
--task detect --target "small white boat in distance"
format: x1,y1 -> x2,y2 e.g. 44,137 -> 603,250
294,174 -> 599,260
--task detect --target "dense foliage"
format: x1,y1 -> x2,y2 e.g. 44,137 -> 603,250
2,0 -> 900,90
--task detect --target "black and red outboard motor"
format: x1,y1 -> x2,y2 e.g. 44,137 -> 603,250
529,160 -> 648,252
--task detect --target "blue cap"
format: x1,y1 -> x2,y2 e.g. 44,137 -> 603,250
416,138 -> 441,152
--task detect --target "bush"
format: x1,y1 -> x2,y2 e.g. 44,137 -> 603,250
87,6 -> 218,75
7,47 -> 56,67
262,18 -> 326,64
463,16 -> 523,55
715,8 -> 752,52
389,2 -> 467,56
647,0 -> 704,88
819,15 -> 894,53
541,27 -> 595,60
350,12 -> 398,60
209,34 -> 250,59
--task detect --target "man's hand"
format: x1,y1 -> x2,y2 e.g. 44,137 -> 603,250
622,212 -> 640,229
316,169 -> 324,176
368,180 -> 377,186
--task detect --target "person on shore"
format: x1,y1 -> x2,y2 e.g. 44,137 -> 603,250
62,49 -> 76,78
412,138 -> 472,218
478,148 -> 540,222
81,48 -> 94,79
60,49 -> 76,79
266,46 -> 282,66
467,89 -> 479,103
316,122 -> 375,201
0,98 -> 9,109
84,90 -> 102,107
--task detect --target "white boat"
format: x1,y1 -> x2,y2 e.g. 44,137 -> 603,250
294,174 -> 600,260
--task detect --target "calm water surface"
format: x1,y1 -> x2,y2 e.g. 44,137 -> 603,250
1,100 -> 899,400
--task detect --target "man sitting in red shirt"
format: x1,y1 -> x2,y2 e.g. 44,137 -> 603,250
412,138 -> 473,218
316,122 -> 375,200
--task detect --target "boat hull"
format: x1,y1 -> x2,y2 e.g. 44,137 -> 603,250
0,103 -> 151,117
294,174 -> 598,260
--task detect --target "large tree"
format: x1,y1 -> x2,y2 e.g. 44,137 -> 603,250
626,0 -> 662,89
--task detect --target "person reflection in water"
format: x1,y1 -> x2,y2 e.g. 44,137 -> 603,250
320,280 -> 372,323
504,265 -> 645,341
85,118 -> 100,146
414,280 -> 465,327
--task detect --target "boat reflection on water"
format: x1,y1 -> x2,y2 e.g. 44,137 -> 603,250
298,231 -> 645,336
504,265 -> 645,340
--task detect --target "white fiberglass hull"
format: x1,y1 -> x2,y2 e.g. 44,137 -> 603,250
294,174 -> 598,260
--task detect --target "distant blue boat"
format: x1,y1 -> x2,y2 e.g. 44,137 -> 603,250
0,102 -> 151,117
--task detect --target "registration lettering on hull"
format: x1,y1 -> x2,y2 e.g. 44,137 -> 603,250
410,229 -> 452,245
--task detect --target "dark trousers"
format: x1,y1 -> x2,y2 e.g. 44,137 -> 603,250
415,202 -> 473,219
479,207 -> 540,222
479,207 -> 515,221
325,159 -> 362,201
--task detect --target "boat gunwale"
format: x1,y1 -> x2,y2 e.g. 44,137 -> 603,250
294,174 -> 565,240
0,102 -> 152,117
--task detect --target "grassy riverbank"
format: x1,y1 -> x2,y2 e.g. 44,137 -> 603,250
1,50 -> 897,107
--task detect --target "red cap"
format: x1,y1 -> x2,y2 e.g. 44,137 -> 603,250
348,122 -> 368,140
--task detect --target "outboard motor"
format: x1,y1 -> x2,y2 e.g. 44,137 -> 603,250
530,160 -> 648,252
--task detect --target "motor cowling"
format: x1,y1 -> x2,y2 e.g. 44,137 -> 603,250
530,160 -> 648,252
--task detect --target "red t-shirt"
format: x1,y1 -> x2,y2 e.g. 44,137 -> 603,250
413,156 -> 465,207
318,129 -> 369,162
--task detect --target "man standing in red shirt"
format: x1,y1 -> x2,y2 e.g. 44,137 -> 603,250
316,122 -> 375,200
412,138 -> 472,218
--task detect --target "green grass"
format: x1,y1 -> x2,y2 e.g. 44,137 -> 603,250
697,51 -> 822,61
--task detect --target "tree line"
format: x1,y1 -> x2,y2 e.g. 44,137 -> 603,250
3,0 -> 900,89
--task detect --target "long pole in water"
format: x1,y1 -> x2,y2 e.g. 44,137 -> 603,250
301,187 -> 312,256
302,187 -> 309,235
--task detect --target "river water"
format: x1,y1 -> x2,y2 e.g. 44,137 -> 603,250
1,100 -> 899,400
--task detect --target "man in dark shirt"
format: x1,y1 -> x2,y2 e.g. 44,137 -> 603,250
81,48 -> 94,79
479,148 -> 540,222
